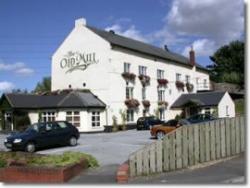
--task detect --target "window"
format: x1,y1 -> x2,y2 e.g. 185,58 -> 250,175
176,73 -> 181,81
142,87 -> 146,100
126,110 -> 134,122
92,111 -> 100,127
186,75 -> 190,83
226,105 -> 229,116
41,111 -> 55,122
157,69 -> 164,79
196,78 -> 199,84
57,122 -> 68,129
139,66 -> 147,75
158,90 -> 165,101
124,62 -> 130,73
126,87 -> 133,99
204,79 -> 207,88
204,108 -> 211,115
159,109 -> 165,120
66,111 -> 80,127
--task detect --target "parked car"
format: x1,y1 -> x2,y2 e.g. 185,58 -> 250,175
179,114 -> 217,125
136,116 -> 164,130
4,121 -> 80,152
150,119 -> 181,140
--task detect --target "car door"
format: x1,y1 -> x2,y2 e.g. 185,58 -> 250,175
35,123 -> 52,148
52,122 -> 71,145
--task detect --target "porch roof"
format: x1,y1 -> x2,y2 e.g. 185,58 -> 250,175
0,90 -> 106,109
171,91 -> 226,108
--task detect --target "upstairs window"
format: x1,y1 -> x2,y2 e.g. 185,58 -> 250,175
176,73 -> 181,81
124,63 -> 130,73
142,87 -> 146,100
186,75 -> 190,83
126,87 -> 133,99
139,66 -> 147,75
157,69 -> 164,79
158,90 -> 165,101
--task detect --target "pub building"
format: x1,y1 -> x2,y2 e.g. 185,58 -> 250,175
0,18 -> 235,132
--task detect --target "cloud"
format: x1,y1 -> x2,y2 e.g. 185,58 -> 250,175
0,81 -> 15,92
105,24 -> 148,42
0,60 -> 34,76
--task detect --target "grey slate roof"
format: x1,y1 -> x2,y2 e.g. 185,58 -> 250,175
2,90 -> 106,109
171,91 -> 226,108
87,26 -> 208,72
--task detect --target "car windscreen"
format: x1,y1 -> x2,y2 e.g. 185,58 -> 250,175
163,120 -> 178,127
25,123 -> 39,133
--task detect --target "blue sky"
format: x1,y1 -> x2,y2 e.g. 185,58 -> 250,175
0,0 -> 244,93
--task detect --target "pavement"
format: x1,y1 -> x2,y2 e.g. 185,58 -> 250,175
129,154 -> 246,184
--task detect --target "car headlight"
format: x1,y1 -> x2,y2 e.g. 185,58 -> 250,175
13,138 -> 22,143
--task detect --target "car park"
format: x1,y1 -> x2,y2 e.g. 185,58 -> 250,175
136,116 -> 164,130
4,121 -> 79,152
179,113 -> 217,125
150,119 -> 181,140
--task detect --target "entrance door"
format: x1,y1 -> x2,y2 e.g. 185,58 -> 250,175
189,107 -> 199,116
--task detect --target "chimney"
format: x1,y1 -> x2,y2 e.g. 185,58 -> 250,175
189,46 -> 195,66
75,18 -> 86,28
109,30 -> 115,34
164,45 -> 169,51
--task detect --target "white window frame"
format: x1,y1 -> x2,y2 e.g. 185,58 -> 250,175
124,62 -> 130,73
176,73 -> 181,81
204,107 -> 211,115
91,111 -> 101,127
159,109 -> 165,120
126,87 -> 133,99
41,111 -> 56,122
186,75 -> 190,83
158,89 -> 165,101
66,111 -> 80,127
157,69 -> 164,79
139,66 -> 147,75
204,79 -> 208,88
126,109 -> 134,122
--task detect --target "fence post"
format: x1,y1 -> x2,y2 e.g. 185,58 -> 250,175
156,140 -> 163,173
176,128 -> 182,169
142,147 -> 150,175
240,116 -> 245,152
169,133 -> 176,171
225,118 -> 231,156
129,154 -> 136,177
188,126 -> 194,166
230,118 -> 236,155
163,135 -> 170,172
220,118 -> 226,158
210,121 -> 216,161
194,125 -> 200,165
205,122 -> 210,162
199,124 -> 205,163
235,116 -> 240,154
182,126 -> 188,168
136,150 -> 143,176
215,119 -> 221,159
149,143 -> 156,173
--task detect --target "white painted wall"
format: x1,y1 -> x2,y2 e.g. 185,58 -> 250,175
51,18 -> 210,127
218,92 -> 235,118
28,112 -> 39,124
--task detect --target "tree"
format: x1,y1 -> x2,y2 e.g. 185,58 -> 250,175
33,76 -> 51,93
207,40 -> 244,88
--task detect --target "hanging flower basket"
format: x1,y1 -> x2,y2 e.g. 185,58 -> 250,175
186,82 -> 194,92
124,99 -> 140,108
142,100 -> 150,108
175,81 -> 185,91
138,75 -> 150,86
121,72 -> 136,81
158,101 -> 168,109
157,79 -> 168,87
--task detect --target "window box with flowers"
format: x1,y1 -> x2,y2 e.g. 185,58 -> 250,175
124,99 -> 140,108
142,100 -> 150,108
158,101 -> 168,109
157,78 -> 168,87
175,81 -> 185,91
186,82 -> 194,92
121,72 -> 136,82
138,75 -> 150,86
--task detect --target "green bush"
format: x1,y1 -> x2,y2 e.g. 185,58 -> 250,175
0,157 -> 7,168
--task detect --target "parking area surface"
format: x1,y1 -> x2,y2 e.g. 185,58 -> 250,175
0,130 -> 155,166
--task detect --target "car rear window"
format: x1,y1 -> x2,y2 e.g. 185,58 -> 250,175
57,122 -> 68,129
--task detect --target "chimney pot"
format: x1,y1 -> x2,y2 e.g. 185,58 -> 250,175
75,18 -> 86,27
189,47 -> 195,66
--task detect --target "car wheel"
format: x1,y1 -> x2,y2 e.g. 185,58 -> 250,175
25,142 -> 36,153
69,136 -> 77,146
156,131 -> 165,140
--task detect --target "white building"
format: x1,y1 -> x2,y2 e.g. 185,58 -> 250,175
0,18 -> 235,132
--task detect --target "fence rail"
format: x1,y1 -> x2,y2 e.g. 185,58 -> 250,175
129,116 -> 245,177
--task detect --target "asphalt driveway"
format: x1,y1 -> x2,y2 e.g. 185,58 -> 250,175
0,130 -> 154,166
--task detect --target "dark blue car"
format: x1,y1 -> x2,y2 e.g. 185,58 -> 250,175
4,121 -> 80,152
136,116 -> 164,130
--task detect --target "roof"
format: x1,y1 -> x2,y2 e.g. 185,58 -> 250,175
87,26 -> 208,72
1,90 -> 106,109
171,91 -> 226,108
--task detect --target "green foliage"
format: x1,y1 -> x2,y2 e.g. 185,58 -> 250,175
207,40 -> 244,88
14,111 -> 31,131
235,99 -> 244,115
33,76 -> 51,93
119,109 -> 127,131
0,157 -> 7,168
112,115 -> 118,132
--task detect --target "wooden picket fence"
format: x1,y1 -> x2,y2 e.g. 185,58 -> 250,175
129,116 -> 245,177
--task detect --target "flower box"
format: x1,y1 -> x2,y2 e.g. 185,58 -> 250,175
124,99 -> 140,108
186,82 -> 194,92
157,79 -> 168,86
138,75 -> 150,86
158,101 -> 168,109
142,100 -> 150,108
121,72 -> 136,81
175,81 -> 185,91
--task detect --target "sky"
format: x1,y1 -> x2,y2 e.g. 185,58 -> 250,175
0,0 -> 245,93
